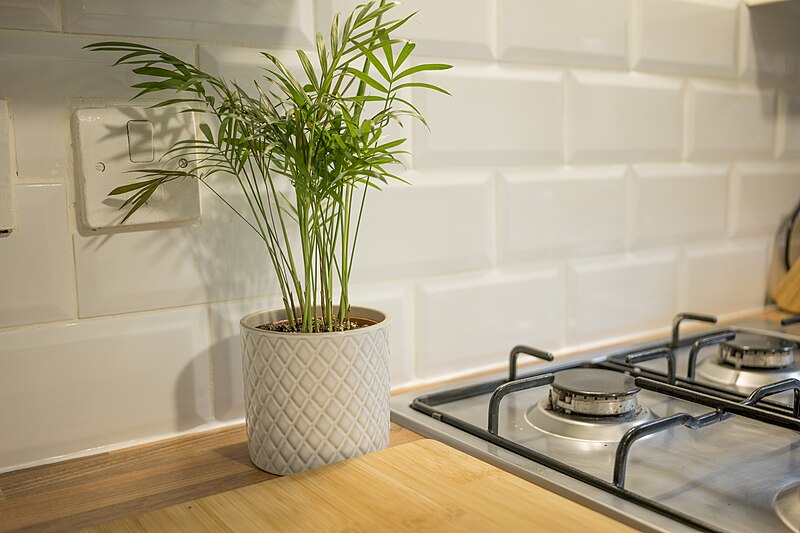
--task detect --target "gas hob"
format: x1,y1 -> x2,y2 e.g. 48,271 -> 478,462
391,313 -> 800,533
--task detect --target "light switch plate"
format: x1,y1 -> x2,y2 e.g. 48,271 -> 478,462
0,99 -> 16,234
73,105 -> 201,231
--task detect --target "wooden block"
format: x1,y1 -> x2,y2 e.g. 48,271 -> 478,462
773,259 -> 800,314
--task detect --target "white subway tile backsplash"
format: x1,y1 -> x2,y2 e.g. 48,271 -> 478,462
0,33 -> 192,180
498,0 -> 628,68
777,90 -> 800,159
730,163 -> 800,236
567,71 -> 683,163
352,171 -> 493,281
633,0 -> 738,76
207,296 -> 279,422
567,252 -> 678,344
350,283 -> 415,387
74,185 -> 281,317
499,166 -> 627,262
317,0 -> 493,60
63,0 -> 313,48
0,307 -> 212,471
0,184 -> 73,328
415,269 -> 564,379
687,81 -> 776,160
739,3 -> 800,82
682,240 -> 769,315
413,64 -> 563,166
0,0 -> 60,31
631,163 -> 728,246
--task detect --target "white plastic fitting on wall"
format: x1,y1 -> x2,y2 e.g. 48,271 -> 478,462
72,104 -> 201,231
0,99 -> 15,234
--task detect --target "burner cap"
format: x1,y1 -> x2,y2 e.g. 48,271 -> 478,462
548,369 -> 640,417
551,368 -> 639,397
719,333 -> 797,369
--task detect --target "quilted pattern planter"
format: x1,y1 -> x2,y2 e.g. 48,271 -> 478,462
240,307 -> 390,475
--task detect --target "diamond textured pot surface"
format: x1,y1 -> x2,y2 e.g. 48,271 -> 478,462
241,307 -> 390,475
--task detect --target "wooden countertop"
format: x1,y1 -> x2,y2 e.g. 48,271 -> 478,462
82,440 -> 634,533
0,423 -> 421,532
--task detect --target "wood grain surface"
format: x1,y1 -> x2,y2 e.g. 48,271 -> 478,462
82,439 -> 636,533
0,423 -> 421,533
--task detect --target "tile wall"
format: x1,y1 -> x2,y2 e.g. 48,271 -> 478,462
1,0 -> 799,471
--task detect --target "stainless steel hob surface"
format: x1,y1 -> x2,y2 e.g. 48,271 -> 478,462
391,314 -> 800,533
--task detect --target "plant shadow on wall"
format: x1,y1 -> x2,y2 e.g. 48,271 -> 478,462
86,1 -> 450,474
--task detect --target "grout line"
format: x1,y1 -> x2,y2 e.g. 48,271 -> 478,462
57,0 -> 65,33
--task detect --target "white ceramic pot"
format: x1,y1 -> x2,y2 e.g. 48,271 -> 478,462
240,306 -> 391,475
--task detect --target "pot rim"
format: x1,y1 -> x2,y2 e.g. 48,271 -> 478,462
240,305 -> 390,337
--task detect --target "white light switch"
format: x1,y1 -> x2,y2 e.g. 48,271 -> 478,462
0,99 -> 15,234
73,105 -> 201,231
127,120 -> 154,163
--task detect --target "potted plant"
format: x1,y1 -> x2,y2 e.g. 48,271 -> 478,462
86,1 -> 449,475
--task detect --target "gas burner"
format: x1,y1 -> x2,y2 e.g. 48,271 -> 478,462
695,333 -> 800,395
719,333 -> 797,369
526,369 -> 654,442
548,368 -> 640,417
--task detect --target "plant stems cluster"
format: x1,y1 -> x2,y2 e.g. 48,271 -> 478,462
86,1 -> 450,333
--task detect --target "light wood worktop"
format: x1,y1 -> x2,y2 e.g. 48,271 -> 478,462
83,439 -> 635,533
0,423 -> 421,532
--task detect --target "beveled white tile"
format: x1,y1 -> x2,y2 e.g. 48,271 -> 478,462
0,307 -> 212,471
415,269 -> 564,379
567,252 -> 678,344
352,171 -> 494,281
633,0 -> 738,76
631,163 -> 728,245
730,163 -> 800,236
499,166 -> 627,262
567,71 -> 683,163
0,33 -> 192,180
0,184 -> 74,328
687,81 -> 776,160
498,0 -> 628,68
777,90 -> 800,159
350,283 -> 415,387
739,3 -> 800,82
317,0 -> 493,60
74,184 -> 283,317
0,0 -> 60,31
207,296 -> 279,422
682,240 -> 769,315
63,0 -> 313,48
0,99 -> 14,232
413,64 -> 563,166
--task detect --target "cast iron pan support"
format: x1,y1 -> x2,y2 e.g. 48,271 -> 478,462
488,374 -> 555,435
614,377 -> 800,489
670,313 -> 718,349
742,378 -> 800,418
613,410 -> 726,489
687,330 -> 736,380
508,345 -> 554,381
626,347 -> 677,384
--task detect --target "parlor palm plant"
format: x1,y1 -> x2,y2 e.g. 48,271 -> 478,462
87,1 -> 450,475
86,1 -> 450,333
